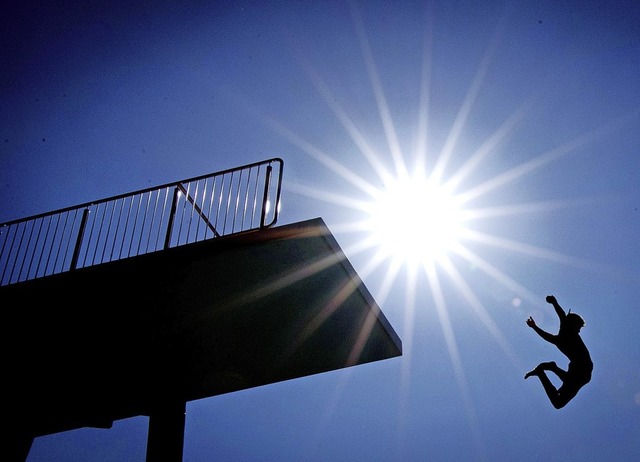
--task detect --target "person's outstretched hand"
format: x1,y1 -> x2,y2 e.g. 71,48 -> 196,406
526,316 -> 536,328
546,295 -> 557,304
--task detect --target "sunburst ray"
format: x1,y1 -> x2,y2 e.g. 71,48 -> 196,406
440,252 -> 523,371
349,1 -> 407,179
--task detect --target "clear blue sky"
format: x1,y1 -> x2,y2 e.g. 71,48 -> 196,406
2,1 -> 639,461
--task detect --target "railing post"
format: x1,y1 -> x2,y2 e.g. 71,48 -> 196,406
164,187 -> 180,250
260,165 -> 272,229
70,208 -> 90,270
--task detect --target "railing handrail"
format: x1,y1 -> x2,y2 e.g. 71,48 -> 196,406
0,158 -> 284,287
0,158 -> 283,228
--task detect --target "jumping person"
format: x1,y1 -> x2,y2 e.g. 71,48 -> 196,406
524,295 -> 593,409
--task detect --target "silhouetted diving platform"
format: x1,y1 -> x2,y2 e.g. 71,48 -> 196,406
2,217 -> 402,461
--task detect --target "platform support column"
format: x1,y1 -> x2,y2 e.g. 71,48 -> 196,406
146,401 -> 186,462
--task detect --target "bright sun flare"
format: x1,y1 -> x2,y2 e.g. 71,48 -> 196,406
365,174 -> 465,266
253,7 -> 637,450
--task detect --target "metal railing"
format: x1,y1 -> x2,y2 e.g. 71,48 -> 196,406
0,158 -> 283,287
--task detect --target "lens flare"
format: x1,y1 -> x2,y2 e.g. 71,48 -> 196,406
365,174 -> 465,266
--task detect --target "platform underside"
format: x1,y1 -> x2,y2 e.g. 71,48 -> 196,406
2,218 -> 401,438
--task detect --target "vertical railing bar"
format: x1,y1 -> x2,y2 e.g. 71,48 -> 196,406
200,178 -> 211,240
264,158 -> 283,228
4,224 -> 17,283
22,220 -> 35,280
45,214 -> 62,276
96,202 -> 107,264
247,166 -> 256,228
64,209 -> 83,271
37,216 -> 53,277
0,226 -> 13,284
176,183 -> 190,246
33,218 -> 48,278
207,176 -> 218,233
17,220 -> 36,281
218,174 -> 227,233
95,202 -> 104,261
82,204 -> 97,267
0,226 -> 7,256
25,218 -> 44,280
103,201 -> 115,263
94,203 -> 105,264
0,226 -> 9,283
101,202 -> 112,262
127,194 -> 143,257
141,190 -> 151,253
136,193 -> 151,255
164,187 -> 180,250
53,214 -> 64,274
223,172 -> 235,234
203,178 -> 211,239
207,176 -> 217,239
110,198 -> 122,260
120,195 -> 133,259
156,188 -> 170,250
10,223 -> 23,282
11,221 -> 29,282
250,166 -> 261,228
186,182 -> 198,242
185,180 -> 199,244
239,168 -> 247,230
100,199 -> 118,262
7,223 -> 26,283
132,194 -> 143,255
112,197 -> 124,260
59,210 -> 77,273
147,189 -> 158,252
176,184 -> 187,245
194,180 -> 202,241
196,180 -> 204,240
81,205 -> 95,267
233,170 -> 244,232
240,167 -> 252,230
91,203 -> 107,265
70,208 -> 90,270
195,179 -> 205,240
146,190 -> 160,253
260,165 -> 273,228
215,175 -> 226,232
109,197 -> 127,261
230,171 -> 241,232
136,192 -> 152,256
119,196 -> 134,259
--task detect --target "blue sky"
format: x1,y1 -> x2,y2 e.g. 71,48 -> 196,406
2,1 -> 639,461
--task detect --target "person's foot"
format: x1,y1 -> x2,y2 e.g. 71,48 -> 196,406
539,361 -> 557,371
524,366 -> 540,379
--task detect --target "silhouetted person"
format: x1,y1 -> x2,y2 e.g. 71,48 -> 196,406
524,295 -> 593,409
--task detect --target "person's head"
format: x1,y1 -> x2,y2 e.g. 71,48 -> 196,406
566,311 -> 585,331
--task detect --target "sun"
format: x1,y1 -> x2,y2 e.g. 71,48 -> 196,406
364,172 -> 466,267
246,8 -> 634,454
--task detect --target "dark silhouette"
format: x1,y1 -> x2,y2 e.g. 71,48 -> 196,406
524,295 -> 593,409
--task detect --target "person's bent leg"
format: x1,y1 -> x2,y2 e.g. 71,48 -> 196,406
542,361 -> 568,382
525,362 -> 546,379
535,371 -> 568,409
553,382 -> 581,409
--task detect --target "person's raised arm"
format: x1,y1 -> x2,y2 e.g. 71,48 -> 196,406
546,295 -> 566,321
526,316 -> 556,343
